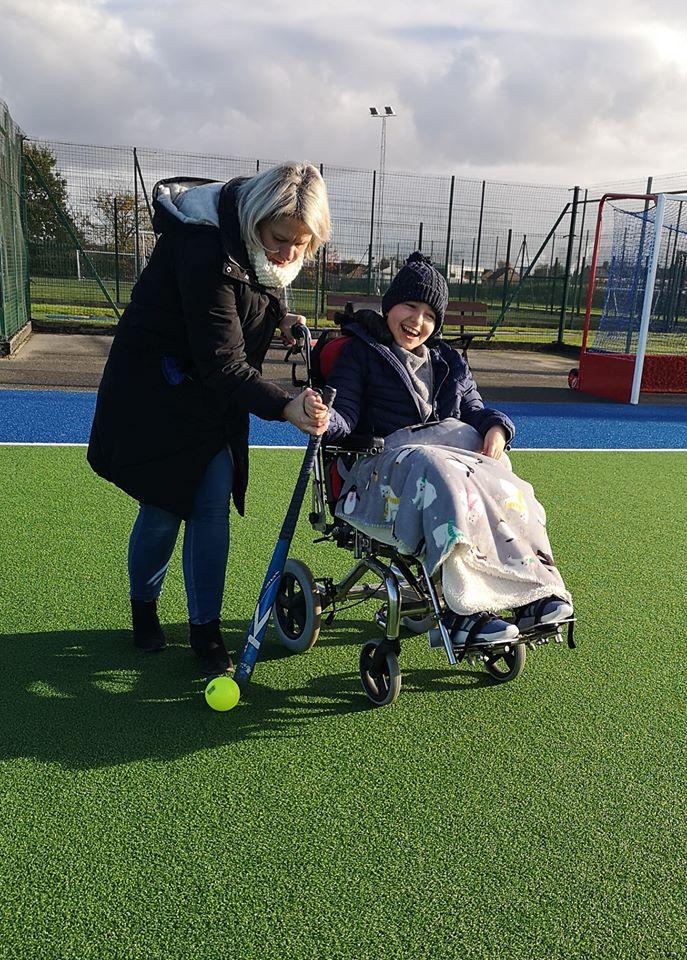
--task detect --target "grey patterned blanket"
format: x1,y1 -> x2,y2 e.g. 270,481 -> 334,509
334,419 -> 571,615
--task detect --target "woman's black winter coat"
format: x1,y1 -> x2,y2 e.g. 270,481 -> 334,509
87,178 -> 292,518
324,311 -> 515,443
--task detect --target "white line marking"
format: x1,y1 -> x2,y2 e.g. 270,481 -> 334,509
514,447 -> 687,452
0,442 -> 88,446
0,443 -> 685,452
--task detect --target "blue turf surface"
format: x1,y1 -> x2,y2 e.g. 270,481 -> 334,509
0,389 -> 686,448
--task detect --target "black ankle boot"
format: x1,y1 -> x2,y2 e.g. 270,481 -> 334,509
131,598 -> 167,652
189,619 -> 233,677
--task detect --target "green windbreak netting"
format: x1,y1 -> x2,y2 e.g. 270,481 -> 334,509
0,99 -> 29,343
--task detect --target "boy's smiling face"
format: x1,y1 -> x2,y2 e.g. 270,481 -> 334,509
386,301 -> 436,351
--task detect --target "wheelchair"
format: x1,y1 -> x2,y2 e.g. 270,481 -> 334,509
272,324 -> 576,708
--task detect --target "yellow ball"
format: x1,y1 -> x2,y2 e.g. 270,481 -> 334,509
205,676 -> 241,712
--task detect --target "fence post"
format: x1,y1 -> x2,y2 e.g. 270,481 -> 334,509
418,222 -> 423,250
113,196 -> 120,304
313,247 -> 322,328
663,204 -> 684,327
367,170 -> 376,295
501,228 -> 512,316
444,175 -> 455,277
19,137 -> 31,327
133,149 -> 155,230
569,187 -> 588,332
472,180 -> 486,299
550,258 -> 559,313
518,236 -> 526,283
133,148 -> 141,280
575,255 -> 586,318
557,185 -> 579,344
319,163 -> 326,317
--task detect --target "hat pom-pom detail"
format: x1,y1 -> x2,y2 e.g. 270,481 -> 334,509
406,251 -> 432,266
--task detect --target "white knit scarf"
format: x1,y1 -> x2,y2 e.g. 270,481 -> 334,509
249,247 -> 305,289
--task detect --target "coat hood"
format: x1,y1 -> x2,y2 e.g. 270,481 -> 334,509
151,177 -> 272,289
153,178 -> 223,227
152,177 -> 224,229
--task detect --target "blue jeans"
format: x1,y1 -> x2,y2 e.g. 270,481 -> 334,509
128,448 -> 234,624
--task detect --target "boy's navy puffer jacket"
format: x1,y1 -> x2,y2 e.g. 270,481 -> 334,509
324,311 -> 515,444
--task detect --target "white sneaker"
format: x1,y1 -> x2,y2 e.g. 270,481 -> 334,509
516,596 -> 574,631
451,612 -> 520,649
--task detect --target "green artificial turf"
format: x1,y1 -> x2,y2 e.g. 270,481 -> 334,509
0,448 -> 685,960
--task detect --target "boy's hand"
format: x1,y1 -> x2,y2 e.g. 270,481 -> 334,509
279,313 -> 307,346
283,388 -> 330,436
481,425 -> 508,460
302,388 -> 329,426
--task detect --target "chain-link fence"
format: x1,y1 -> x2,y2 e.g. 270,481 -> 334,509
0,99 -> 30,349
20,134 -> 687,348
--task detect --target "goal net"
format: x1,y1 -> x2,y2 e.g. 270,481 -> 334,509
579,192 -> 687,401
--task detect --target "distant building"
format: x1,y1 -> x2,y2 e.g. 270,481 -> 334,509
481,266 -> 519,285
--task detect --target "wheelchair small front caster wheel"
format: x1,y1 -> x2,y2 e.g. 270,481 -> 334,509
273,558 -> 322,653
359,641 -> 401,706
483,642 -> 526,683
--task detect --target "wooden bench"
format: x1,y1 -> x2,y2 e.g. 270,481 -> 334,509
325,294 -> 492,359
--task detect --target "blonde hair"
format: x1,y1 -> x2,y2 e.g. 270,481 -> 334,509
236,162 -> 331,260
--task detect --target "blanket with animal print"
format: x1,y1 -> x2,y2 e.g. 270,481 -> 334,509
335,419 -> 572,615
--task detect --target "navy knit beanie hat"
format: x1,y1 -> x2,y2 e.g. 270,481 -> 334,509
381,251 -> 449,331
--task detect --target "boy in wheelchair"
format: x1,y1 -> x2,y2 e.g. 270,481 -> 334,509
317,252 -> 574,654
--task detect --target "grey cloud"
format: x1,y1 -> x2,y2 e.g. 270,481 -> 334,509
396,29 -> 684,178
2,0 -> 687,187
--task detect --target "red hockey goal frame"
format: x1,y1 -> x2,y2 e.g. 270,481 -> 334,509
577,192 -> 687,402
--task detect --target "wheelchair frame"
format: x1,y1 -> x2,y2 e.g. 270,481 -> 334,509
272,325 -> 575,707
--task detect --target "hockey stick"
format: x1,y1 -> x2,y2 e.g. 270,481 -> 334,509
233,384 -> 336,692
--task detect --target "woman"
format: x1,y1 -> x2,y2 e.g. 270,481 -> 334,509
88,163 -> 331,676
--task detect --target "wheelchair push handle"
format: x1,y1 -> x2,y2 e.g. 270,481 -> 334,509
291,322 -> 312,348
286,322 -> 314,389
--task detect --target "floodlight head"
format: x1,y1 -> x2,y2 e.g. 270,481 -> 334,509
369,107 -> 379,116
384,106 -> 395,116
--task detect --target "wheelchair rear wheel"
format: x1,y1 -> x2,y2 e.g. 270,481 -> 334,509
482,642 -> 526,682
273,559 -> 322,653
359,641 -> 401,706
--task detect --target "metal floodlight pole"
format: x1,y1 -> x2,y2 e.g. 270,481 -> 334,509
370,106 -> 396,285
